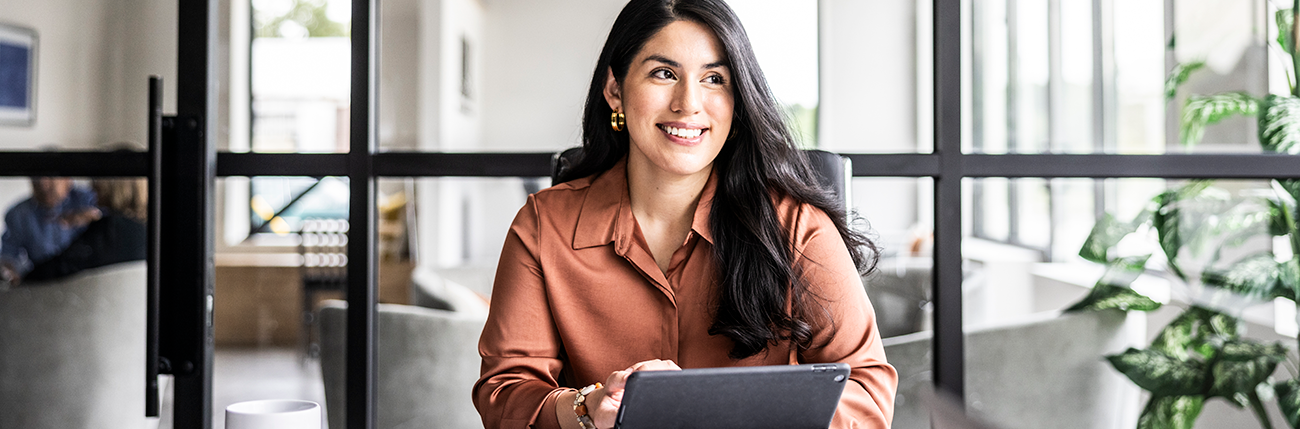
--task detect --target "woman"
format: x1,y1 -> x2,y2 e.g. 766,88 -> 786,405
474,1 -> 897,428
24,178 -> 146,282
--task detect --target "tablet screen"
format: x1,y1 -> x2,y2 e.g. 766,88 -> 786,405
615,363 -> 849,429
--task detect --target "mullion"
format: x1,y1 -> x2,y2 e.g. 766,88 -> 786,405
346,0 -> 379,427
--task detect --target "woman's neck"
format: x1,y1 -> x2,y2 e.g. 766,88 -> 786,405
625,153 -> 712,272
626,156 -> 710,223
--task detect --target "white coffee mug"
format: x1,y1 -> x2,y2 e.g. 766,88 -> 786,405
225,399 -> 321,429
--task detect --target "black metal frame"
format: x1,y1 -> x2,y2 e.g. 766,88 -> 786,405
346,0 -> 379,426
5,0 -> 1300,427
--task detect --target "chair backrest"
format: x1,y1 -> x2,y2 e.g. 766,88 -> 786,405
318,273 -> 489,429
0,262 -> 148,429
883,310 -> 1144,429
550,148 -> 852,210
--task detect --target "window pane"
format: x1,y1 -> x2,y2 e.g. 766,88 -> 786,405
961,177 -> 1297,427
822,0 -> 932,154
213,177 -> 334,428
969,0 -> 1235,154
373,177 -> 531,427
0,177 -> 153,426
246,0 -> 352,154
375,0 -> 821,153
0,1 -> 176,152
852,177 -> 935,426
248,176 -> 350,236
1055,0 -> 1094,153
1015,178 -> 1050,250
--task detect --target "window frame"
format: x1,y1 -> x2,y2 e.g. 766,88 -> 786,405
10,0 -> 1300,427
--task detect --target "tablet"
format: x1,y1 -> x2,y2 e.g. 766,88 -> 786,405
614,363 -> 850,429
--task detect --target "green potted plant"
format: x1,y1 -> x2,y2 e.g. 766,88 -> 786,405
1063,2 -> 1300,428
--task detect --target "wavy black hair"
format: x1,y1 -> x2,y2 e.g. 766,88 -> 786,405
558,0 -> 879,360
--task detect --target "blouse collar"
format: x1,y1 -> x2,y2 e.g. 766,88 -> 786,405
572,156 -> 717,251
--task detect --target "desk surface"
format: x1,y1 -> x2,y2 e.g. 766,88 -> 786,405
214,253 -> 302,267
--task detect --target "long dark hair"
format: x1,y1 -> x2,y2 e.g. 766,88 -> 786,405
560,0 -> 879,360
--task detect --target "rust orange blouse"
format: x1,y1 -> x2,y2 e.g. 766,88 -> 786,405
474,158 -> 897,428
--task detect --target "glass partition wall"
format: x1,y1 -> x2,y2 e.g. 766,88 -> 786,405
5,0 -> 1300,428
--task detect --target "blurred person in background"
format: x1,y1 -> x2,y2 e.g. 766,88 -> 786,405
0,176 -> 99,285
24,177 -> 147,282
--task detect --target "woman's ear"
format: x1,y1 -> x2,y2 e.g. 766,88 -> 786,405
603,67 -> 623,112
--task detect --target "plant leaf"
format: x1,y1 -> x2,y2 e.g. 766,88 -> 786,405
1260,95 -> 1300,154
1209,340 -> 1287,399
1270,197 -> 1295,237
1276,378 -> 1300,428
1166,61 -> 1206,101
1182,92 -> 1258,147
1280,9 -> 1296,65
1137,395 -> 1204,429
1107,348 -> 1209,396
1278,179 -> 1300,205
1152,306 -> 1240,360
1219,339 -> 1288,361
1201,253 -> 1287,301
1280,259 -> 1300,303
1154,181 -> 1213,280
1079,212 -> 1145,264
1064,282 -> 1161,313
1064,254 -> 1160,313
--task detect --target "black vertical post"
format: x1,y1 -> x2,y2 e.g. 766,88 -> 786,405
933,0 -> 965,401
347,0 -> 379,427
145,76 -> 163,418
162,0 -> 217,427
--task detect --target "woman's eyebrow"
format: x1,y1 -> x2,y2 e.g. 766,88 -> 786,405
703,61 -> 728,70
642,54 -> 680,68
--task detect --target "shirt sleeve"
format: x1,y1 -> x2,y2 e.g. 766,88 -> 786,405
1,205 -> 28,271
792,205 -> 898,429
474,194 -> 569,429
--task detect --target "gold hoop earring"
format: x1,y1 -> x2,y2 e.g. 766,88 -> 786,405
610,111 -> 626,132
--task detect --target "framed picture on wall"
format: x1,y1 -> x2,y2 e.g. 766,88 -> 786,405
0,23 -> 37,126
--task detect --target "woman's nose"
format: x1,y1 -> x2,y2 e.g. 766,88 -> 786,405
671,82 -> 703,114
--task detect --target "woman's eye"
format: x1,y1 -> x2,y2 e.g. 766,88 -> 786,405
652,69 -> 676,80
704,74 -> 727,85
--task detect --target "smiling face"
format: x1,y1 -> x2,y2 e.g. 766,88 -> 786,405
604,19 -> 735,180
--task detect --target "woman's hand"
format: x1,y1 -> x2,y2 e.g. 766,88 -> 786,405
587,359 -> 681,429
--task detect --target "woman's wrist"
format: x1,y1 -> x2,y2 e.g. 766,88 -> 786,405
555,389 -> 581,429
555,384 -> 608,429
573,382 -> 604,429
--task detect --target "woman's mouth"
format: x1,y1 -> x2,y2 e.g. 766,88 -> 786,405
657,124 -> 707,142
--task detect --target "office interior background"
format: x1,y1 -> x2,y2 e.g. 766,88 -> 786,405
0,0 -> 1294,428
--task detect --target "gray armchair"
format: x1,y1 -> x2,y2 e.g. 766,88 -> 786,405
884,309 -> 1144,429
0,261 -> 148,429
318,266 -> 489,429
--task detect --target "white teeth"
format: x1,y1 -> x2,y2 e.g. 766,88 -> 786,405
663,126 -> 702,139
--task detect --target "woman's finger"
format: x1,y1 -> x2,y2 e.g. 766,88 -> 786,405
628,359 -> 680,372
604,369 -> 631,392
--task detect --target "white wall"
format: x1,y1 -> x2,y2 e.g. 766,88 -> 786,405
0,0 -> 108,150
821,0 -> 926,245
416,0 -> 491,266
0,0 -> 176,231
99,0 -> 179,147
0,0 -> 175,151
380,0 -> 421,150
478,0 -> 622,152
